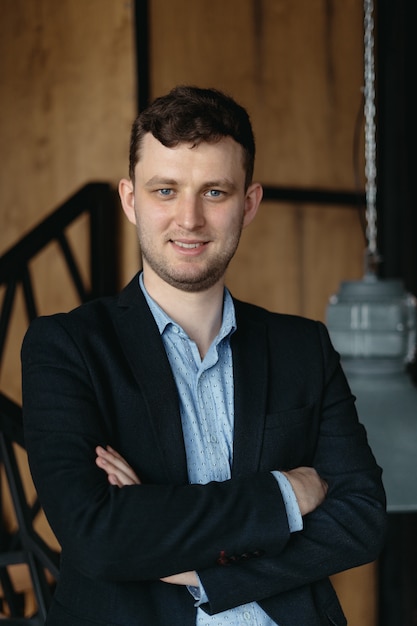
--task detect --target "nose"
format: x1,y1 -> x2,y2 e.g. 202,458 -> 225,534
175,194 -> 205,230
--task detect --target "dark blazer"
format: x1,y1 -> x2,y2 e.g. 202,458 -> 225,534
21,274 -> 387,626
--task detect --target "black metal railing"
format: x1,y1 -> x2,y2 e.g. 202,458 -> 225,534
0,182 -> 119,364
0,182 -> 119,623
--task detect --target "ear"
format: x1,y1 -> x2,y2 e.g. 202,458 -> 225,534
242,182 -> 263,229
118,178 -> 137,225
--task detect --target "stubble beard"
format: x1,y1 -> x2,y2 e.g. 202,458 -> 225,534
138,227 -> 243,293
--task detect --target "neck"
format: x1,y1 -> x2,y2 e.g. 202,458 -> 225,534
143,271 -> 225,358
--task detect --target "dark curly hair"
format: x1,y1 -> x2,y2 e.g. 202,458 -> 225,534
129,85 -> 256,189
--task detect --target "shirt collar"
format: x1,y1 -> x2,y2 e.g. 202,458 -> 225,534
139,272 -> 236,341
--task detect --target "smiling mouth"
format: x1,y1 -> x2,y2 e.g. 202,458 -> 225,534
173,241 -> 206,249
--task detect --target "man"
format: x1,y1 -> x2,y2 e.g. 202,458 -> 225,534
21,85 -> 386,626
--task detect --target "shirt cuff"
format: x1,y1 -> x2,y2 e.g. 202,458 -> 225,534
187,574 -> 209,607
272,470 -> 303,532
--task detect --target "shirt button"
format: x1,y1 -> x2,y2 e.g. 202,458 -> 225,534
243,611 -> 251,620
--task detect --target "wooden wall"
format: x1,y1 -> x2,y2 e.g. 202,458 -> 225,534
0,0 -> 137,614
0,0 -> 379,623
0,0 -> 138,401
147,3 -> 376,624
148,0 -> 367,322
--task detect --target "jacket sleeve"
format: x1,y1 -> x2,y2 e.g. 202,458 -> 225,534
197,321 -> 387,615
21,314 -> 292,583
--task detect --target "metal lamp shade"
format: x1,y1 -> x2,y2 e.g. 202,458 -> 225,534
326,277 -> 417,512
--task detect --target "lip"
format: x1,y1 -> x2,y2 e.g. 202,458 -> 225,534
170,239 -> 209,255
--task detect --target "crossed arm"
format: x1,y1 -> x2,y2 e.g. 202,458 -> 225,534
95,445 -> 329,587
22,314 -> 386,612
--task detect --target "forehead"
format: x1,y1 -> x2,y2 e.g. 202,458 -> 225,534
135,133 -> 246,183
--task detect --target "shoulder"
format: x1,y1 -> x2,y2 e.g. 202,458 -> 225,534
233,297 -> 325,332
22,273 -> 145,350
24,294 -> 116,339
232,297 -> 335,355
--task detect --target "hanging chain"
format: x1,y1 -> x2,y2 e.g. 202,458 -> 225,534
363,0 -> 378,259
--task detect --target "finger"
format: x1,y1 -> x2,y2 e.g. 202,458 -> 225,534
106,445 -> 126,460
95,446 -> 140,484
97,457 -> 137,486
108,473 -> 123,488
96,448 -> 140,486
96,445 -> 127,465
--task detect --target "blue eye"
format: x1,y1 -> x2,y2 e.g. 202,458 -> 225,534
207,189 -> 222,197
159,188 -> 172,196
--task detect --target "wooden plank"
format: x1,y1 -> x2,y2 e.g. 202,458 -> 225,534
148,2 -> 377,623
0,0 -> 137,400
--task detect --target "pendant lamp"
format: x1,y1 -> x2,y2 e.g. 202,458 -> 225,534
325,0 -> 417,512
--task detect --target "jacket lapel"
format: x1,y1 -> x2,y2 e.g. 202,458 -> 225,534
111,280 -> 269,484
113,275 -> 188,485
231,301 -> 268,478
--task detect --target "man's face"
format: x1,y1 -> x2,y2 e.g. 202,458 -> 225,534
120,133 -> 261,293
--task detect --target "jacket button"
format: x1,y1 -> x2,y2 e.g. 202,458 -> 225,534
216,550 -> 230,566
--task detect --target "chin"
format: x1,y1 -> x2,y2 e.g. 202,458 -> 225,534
164,269 -> 224,293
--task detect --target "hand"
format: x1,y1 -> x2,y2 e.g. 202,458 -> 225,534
282,466 -> 328,516
96,446 -> 197,587
161,571 -> 199,586
95,445 -> 141,487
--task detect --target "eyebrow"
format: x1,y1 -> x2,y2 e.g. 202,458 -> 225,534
144,176 -> 238,191
203,179 -> 238,191
144,176 -> 178,188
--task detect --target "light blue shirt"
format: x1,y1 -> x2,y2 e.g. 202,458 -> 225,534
140,276 -> 302,626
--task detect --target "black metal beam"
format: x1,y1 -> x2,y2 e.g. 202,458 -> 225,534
262,185 -> 365,207
134,0 -> 151,113
0,183 -> 113,285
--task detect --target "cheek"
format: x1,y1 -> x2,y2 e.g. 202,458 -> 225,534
225,210 -> 245,233
136,213 -> 174,248
136,205 -> 169,230
213,204 -> 244,229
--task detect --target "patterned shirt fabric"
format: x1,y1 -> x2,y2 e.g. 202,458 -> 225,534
140,276 -> 301,626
